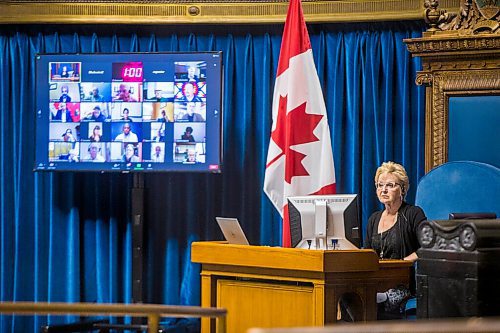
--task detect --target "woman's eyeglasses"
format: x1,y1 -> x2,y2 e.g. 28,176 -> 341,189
375,182 -> 400,190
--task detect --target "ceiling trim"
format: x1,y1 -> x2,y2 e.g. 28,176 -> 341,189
0,0 -> 461,24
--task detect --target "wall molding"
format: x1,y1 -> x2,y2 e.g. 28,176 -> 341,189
0,0 -> 461,24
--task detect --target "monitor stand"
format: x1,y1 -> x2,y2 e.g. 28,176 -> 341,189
131,173 -> 144,322
314,200 -> 327,249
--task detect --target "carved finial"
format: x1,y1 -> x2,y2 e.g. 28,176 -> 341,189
433,0 -> 500,34
424,0 -> 455,32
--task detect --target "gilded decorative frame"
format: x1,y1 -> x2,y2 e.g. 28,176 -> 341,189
420,70 -> 500,172
405,0 -> 500,172
0,0 -> 461,24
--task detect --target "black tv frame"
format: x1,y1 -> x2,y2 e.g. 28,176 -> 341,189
34,52 -> 223,173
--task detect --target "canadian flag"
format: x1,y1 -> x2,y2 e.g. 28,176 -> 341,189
263,0 -> 336,247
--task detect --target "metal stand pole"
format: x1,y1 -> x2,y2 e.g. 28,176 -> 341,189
132,173 -> 145,314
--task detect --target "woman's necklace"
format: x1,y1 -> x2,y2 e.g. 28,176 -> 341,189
380,233 -> 385,259
379,213 -> 398,259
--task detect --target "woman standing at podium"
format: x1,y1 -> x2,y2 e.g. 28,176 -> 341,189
366,161 -> 426,319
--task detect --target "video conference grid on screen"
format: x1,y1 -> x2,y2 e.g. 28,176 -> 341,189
35,52 -> 222,172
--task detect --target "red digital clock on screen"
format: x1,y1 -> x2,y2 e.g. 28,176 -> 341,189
121,62 -> 143,82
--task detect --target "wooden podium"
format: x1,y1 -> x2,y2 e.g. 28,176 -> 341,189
191,242 -> 412,333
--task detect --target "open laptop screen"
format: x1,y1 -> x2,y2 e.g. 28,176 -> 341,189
216,217 -> 249,245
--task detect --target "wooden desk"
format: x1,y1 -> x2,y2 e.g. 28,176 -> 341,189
191,242 -> 412,333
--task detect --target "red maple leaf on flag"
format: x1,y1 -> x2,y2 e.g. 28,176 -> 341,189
269,94 -> 323,184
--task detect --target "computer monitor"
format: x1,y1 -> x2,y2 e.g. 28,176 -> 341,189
287,194 -> 361,250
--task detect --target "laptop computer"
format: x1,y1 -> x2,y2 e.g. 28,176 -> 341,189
216,217 -> 250,245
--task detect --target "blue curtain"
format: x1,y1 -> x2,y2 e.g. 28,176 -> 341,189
0,22 -> 425,332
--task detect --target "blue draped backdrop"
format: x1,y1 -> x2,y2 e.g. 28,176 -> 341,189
0,22 -> 425,332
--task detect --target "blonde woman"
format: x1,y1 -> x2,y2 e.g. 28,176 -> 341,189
366,161 -> 426,319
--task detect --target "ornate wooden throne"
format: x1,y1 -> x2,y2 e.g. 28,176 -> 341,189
405,0 -> 500,172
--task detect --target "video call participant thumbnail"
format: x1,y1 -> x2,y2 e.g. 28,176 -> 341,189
81,83 -> 112,102
174,62 -> 206,83
89,124 -> 102,142
122,143 -> 140,163
114,83 -> 139,102
142,82 -> 173,102
83,142 -> 105,162
181,126 -> 195,142
177,82 -> 201,103
50,62 -> 80,81
115,123 -> 139,143
181,102 -> 205,122
150,143 -> 164,163
85,105 -> 107,122
51,102 -> 72,122
86,86 -> 104,102
49,142 -> 74,161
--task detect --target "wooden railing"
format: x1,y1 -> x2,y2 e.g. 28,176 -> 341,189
0,302 -> 227,333
247,317 -> 500,333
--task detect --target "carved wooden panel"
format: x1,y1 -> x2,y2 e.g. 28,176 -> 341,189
405,0 -> 500,172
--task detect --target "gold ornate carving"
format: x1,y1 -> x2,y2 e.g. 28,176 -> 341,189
423,0 -> 500,35
424,0 -> 457,31
416,72 -> 434,85
405,1 -> 499,172
188,6 -> 200,16
421,56 -> 499,71
0,0 -> 462,24
405,35 -> 500,54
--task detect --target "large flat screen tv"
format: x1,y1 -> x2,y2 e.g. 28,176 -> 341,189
34,52 -> 223,172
